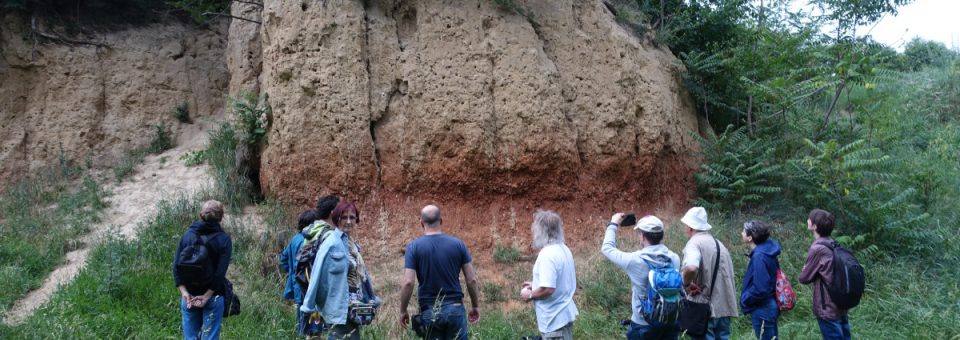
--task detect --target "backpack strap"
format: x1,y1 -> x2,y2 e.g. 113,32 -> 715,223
705,238 -> 721,301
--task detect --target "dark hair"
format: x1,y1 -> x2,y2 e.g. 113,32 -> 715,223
315,195 -> 340,220
330,201 -> 360,227
297,209 -> 320,230
808,209 -> 835,236
743,220 -> 771,244
640,230 -> 664,245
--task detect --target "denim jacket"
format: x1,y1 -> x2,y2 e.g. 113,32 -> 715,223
299,229 -> 380,325
279,232 -> 306,304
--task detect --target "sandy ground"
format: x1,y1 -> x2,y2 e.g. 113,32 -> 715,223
3,120 -> 216,326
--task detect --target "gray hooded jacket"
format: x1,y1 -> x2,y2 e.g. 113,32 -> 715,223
601,225 -> 681,325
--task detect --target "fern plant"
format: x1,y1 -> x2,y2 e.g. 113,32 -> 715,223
692,125 -> 782,210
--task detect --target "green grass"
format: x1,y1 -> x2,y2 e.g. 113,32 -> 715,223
113,124 -> 175,182
0,160 -> 108,317
492,244 -> 521,263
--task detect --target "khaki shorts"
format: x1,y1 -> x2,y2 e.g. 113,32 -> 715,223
541,322 -> 573,340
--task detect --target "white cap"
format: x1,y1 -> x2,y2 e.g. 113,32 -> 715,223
681,207 -> 712,231
634,216 -> 665,233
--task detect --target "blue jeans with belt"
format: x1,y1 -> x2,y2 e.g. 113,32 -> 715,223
420,303 -> 468,340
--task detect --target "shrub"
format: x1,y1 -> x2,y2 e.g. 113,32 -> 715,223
482,281 -> 505,303
229,92 -> 272,146
492,244 -> 520,263
172,100 -> 191,124
179,149 -> 206,166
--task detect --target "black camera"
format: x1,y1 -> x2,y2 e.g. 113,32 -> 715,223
620,213 -> 637,227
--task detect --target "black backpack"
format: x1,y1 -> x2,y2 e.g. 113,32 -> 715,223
825,241 -> 865,310
176,231 -> 222,287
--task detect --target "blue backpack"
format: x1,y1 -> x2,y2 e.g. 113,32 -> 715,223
642,259 -> 683,326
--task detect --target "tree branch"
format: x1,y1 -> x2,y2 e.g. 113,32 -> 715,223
202,12 -> 262,24
232,0 -> 264,8
31,16 -> 110,49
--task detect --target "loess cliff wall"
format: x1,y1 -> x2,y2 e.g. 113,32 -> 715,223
1,0 -> 702,254
0,15 -> 229,183
254,0 -> 700,208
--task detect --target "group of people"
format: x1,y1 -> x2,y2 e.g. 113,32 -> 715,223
173,197 -> 855,340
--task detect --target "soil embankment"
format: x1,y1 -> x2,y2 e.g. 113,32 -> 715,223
2,121 -> 213,325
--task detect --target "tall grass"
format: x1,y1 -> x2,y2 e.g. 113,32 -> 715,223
113,124 -> 175,182
0,160 -> 107,316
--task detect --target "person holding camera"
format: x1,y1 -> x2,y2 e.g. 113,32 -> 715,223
602,213 -> 682,340
399,205 -> 480,340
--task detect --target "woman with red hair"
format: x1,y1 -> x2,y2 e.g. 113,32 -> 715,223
301,201 -> 380,340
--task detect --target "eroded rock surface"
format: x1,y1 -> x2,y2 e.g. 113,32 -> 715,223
0,15 -> 228,183
257,0 -> 700,206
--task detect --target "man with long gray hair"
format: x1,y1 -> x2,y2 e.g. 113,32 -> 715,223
519,210 -> 579,340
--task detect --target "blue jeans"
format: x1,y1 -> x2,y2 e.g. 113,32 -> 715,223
748,299 -> 779,340
817,315 -> 851,340
181,295 -> 224,340
420,303 -> 468,340
626,321 -> 679,340
691,317 -> 731,340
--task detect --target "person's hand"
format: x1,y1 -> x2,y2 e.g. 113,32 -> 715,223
192,295 -> 211,308
686,282 -> 703,296
521,281 -> 532,289
610,213 -> 625,226
468,307 -> 480,323
181,293 -> 194,309
520,286 -> 533,302
399,311 -> 410,327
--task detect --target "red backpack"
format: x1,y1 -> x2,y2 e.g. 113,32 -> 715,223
775,268 -> 797,311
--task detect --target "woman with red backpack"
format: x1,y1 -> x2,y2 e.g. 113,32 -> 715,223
740,220 -> 782,340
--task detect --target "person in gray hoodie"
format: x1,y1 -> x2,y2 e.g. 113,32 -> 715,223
602,213 -> 682,340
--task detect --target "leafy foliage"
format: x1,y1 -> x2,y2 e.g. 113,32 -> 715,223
903,38 -> 958,71
692,125 -> 782,209
166,0 -> 229,23
229,92 -> 272,146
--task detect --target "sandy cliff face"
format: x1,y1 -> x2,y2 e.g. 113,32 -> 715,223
0,16 -> 229,183
255,0 -> 700,207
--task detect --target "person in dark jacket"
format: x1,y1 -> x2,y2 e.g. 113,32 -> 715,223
278,195 -> 338,336
740,220 -> 781,340
173,200 -> 233,340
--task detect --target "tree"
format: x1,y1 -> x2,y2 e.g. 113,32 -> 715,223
903,38 -> 957,71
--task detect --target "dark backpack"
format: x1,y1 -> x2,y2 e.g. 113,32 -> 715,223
294,224 -> 334,291
825,241 -> 865,310
175,231 -> 222,287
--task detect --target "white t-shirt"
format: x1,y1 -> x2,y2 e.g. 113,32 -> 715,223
532,243 -> 579,333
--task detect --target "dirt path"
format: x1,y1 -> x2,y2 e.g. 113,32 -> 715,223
3,121 -> 215,326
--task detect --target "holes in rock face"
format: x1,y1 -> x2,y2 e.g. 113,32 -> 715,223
301,2 -> 308,11
396,6 -> 418,52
